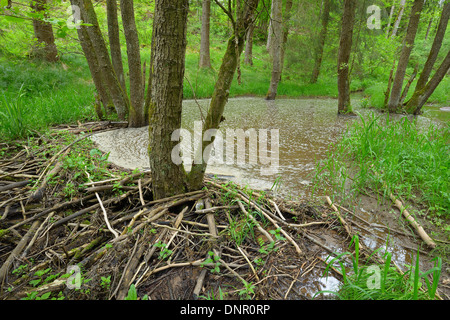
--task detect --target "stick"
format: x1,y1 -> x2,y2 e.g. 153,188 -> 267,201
237,246 -> 259,282
371,168 -> 436,248
325,196 -> 352,237
0,220 -> 41,288
389,193 -> 436,248
237,201 -> 274,243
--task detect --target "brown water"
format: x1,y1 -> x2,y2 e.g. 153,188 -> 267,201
92,97 -> 447,198
91,97 -> 449,298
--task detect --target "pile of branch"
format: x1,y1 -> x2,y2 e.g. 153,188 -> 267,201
1,133 -> 350,300
2,126 -> 442,300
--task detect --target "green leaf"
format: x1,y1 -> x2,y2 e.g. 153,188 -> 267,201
125,284 -> 138,300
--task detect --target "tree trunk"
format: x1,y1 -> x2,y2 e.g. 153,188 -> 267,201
77,25 -> 113,118
311,0 -> 330,84
148,0 -> 190,199
386,2 -> 396,39
337,0 -> 357,114
280,0 -> 293,82
266,0 -> 275,54
244,14 -> 255,66
106,0 -> 126,94
187,0 -> 259,190
30,0 -> 59,62
399,62 -> 419,106
387,0 -> 424,113
405,49 -> 450,114
199,0 -> 212,68
120,0 -> 145,127
265,0 -> 283,100
75,0 -> 129,120
414,1 -> 449,93
391,0 -> 406,38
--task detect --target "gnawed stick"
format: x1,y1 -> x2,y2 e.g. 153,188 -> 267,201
0,220 -> 41,288
237,245 -> 259,282
28,149 -> 69,203
325,196 -> 352,238
371,167 -> 436,248
388,192 -> 436,248
209,180 -> 302,254
237,200 -> 274,243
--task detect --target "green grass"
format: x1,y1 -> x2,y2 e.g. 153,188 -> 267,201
0,55 -> 96,140
316,235 -> 443,300
314,113 -> 450,227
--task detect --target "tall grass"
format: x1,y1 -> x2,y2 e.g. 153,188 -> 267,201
314,113 -> 450,222
0,56 -> 96,140
0,86 -> 29,140
316,235 -> 443,300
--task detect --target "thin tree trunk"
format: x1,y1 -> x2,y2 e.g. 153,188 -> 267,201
386,1 -> 396,39
405,49 -> 450,114
387,0 -> 424,113
199,0 -> 212,68
75,0 -> 129,120
106,0 -> 126,94
415,1 -> 449,92
399,62 -> 419,106
187,0 -> 259,190
30,0 -> 59,62
265,0 -> 283,100
337,0 -> 357,114
266,0 -> 275,54
149,0 -> 190,199
311,0 -> 330,84
244,14 -> 255,66
120,0 -> 145,127
384,60 -> 397,107
391,0 -> 406,38
280,0 -> 293,81
78,26 -> 113,118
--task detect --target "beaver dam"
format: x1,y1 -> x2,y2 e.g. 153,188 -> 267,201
0,118 -> 447,301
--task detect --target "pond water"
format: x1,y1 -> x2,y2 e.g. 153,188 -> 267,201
92,97 -> 448,200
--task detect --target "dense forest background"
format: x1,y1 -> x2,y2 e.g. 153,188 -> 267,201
0,0 -> 448,137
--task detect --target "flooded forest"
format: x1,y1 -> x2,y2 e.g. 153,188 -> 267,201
0,0 -> 449,305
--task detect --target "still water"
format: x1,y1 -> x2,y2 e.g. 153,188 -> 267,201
92,97 -> 448,199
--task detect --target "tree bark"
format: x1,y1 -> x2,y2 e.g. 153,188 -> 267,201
390,0 -> 406,38
385,2 -> 396,39
244,14 -> 255,66
187,0 -> 259,190
199,0 -> 212,68
120,0 -> 145,127
74,0 -> 129,120
265,0 -> 283,100
311,0 -> 331,84
414,1 -> 449,93
405,49 -> 450,114
337,0 -> 357,114
78,25 -> 113,118
280,0 -> 293,82
387,0 -> 424,113
106,0 -> 126,94
148,0 -> 190,199
30,0 -> 59,62
266,0 -> 275,55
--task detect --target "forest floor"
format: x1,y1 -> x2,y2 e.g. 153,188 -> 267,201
0,122 -> 448,301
